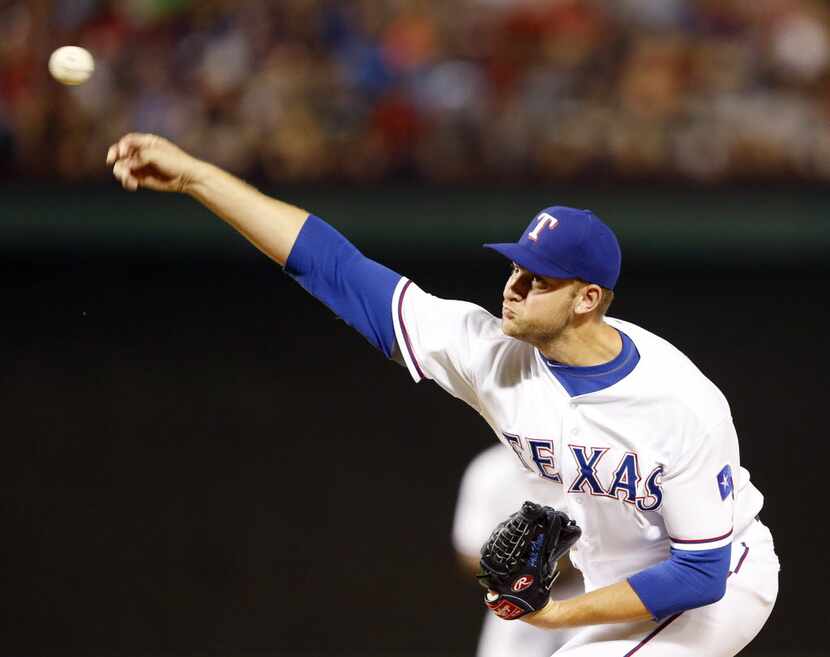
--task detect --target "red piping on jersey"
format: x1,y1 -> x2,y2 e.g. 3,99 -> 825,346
734,542 -> 749,573
728,542 -> 750,578
622,613 -> 682,656
398,280 -> 425,380
669,527 -> 733,545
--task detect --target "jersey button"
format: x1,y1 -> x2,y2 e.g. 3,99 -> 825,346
570,427 -> 579,436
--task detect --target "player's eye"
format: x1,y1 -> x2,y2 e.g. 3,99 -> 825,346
534,278 -> 553,292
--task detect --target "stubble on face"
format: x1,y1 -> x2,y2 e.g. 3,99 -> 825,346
501,308 -> 572,348
502,287 -> 577,349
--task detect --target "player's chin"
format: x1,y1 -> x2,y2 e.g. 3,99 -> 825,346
501,316 -> 522,338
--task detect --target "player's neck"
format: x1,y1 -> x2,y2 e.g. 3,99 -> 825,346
539,320 -> 622,367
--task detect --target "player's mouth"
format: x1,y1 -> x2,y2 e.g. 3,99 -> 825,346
502,305 -> 517,320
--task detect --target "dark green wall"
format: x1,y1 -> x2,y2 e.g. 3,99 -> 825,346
2,184 -> 828,264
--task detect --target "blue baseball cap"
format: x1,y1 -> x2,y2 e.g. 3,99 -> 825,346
483,206 -> 621,290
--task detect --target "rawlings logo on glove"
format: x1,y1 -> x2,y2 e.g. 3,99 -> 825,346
477,501 -> 581,619
512,575 -> 534,592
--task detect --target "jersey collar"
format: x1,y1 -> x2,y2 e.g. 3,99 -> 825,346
539,329 -> 640,397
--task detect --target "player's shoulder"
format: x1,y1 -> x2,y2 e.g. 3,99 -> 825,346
400,280 -> 502,334
607,316 -> 731,421
403,280 -> 531,351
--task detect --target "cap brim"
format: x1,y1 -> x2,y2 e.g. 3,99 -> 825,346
483,242 -> 579,280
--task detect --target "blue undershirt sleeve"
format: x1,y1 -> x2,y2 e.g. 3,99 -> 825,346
284,215 -> 402,358
627,544 -> 731,620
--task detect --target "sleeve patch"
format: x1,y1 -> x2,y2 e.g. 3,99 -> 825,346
717,464 -> 734,501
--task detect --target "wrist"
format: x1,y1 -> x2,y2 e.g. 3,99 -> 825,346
522,599 -> 561,629
183,159 -> 216,197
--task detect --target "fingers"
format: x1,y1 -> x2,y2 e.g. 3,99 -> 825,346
118,133 -> 152,160
105,133 -> 161,165
111,147 -> 180,192
112,155 -> 163,191
126,147 -> 155,168
107,134 -> 162,191
112,159 -> 139,191
107,132 -> 188,193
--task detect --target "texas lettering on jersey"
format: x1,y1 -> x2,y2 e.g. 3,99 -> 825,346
503,432 -> 664,512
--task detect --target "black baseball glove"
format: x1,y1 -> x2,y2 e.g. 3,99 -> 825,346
477,501 -> 581,620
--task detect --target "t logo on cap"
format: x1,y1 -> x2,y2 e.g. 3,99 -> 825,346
528,212 -> 560,242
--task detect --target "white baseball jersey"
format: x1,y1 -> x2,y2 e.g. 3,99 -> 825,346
394,279 -> 764,589
453,444 -> 584,657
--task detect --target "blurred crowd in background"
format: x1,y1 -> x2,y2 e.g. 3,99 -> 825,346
2,0 -> 830,183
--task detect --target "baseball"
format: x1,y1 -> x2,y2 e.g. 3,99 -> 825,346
48,46 -> 95,85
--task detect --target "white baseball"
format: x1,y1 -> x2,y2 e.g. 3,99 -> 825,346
48,46 -> 95,86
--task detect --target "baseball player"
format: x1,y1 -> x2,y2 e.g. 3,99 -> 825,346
107,134 -> 780,656
454,443 -> 584,657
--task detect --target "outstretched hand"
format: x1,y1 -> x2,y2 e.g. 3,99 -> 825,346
106,133 -> 202,193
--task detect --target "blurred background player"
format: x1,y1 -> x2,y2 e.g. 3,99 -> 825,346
453,443 -> 584,657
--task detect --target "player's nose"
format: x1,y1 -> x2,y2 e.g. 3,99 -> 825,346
503,281 -> 518,301
503,274 -> 526,301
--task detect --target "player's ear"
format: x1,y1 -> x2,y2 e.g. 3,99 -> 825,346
573,283 -> 602,316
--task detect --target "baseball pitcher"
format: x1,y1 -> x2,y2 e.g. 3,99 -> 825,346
107,134 -> 779,656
